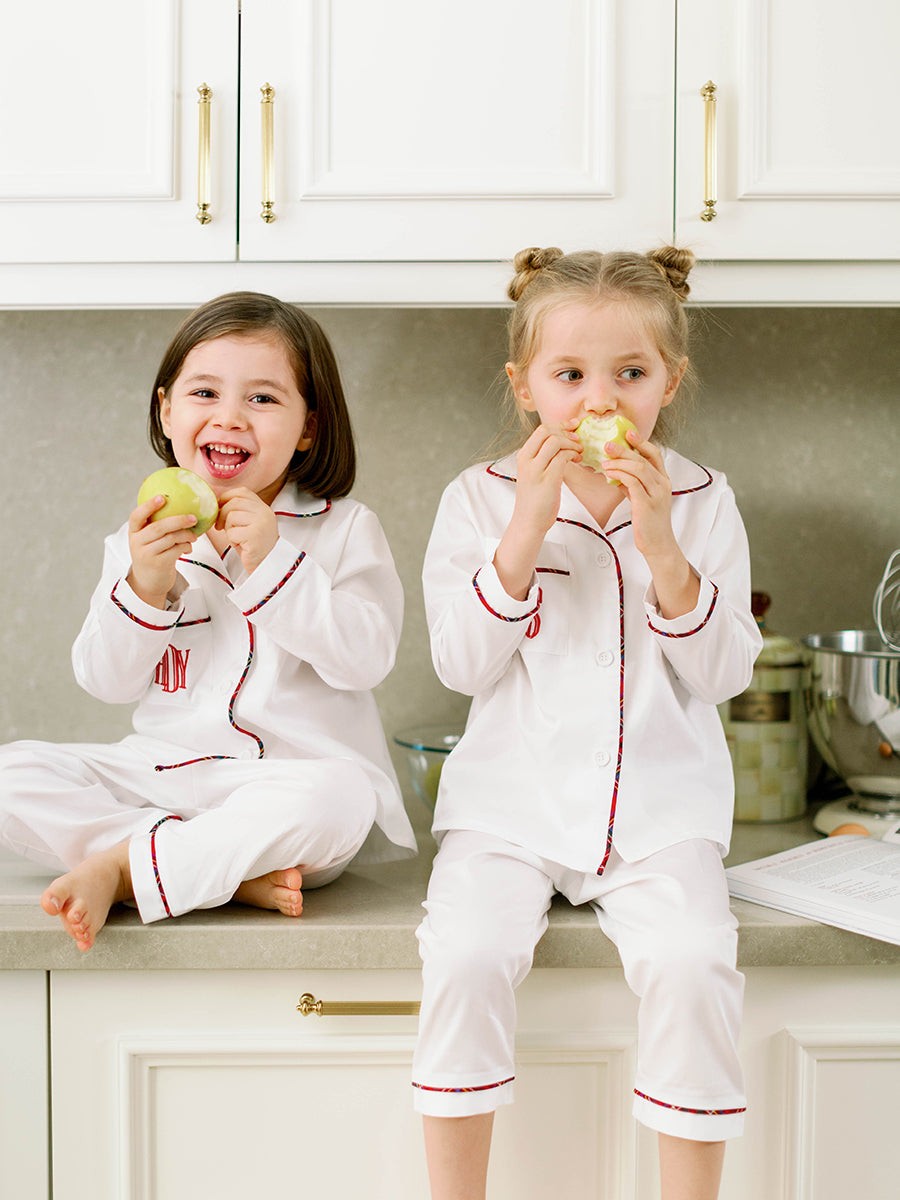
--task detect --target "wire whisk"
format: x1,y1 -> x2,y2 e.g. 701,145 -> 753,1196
874,549 -> 900,652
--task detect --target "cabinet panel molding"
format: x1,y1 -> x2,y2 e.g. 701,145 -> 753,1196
299,0 -> 616,199
741,0 -> 900,199
112,1030 -> 636,1200
0,2 -> 178,201
676,0 -> 900,259
239,0 -> 673,261
782,1025 -> 900,1200
0,0 -> 238,264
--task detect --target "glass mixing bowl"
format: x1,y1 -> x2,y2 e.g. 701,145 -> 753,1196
393,725 -> 462,812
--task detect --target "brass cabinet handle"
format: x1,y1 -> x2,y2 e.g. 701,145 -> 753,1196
296,992 -> 420,1017
196,84 -> 212,225
260,83 -> 276,223
701,80 -> 718,222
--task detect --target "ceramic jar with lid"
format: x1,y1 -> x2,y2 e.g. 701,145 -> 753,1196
720,592 -> 810,822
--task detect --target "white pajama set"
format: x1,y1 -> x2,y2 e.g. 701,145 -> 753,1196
0,488 -> 416,922
412,450 -> 762,1141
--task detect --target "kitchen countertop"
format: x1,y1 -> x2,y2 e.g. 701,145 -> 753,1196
2,807 -> 899,971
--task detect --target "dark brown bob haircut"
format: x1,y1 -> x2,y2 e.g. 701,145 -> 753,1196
148,291 -> 355,498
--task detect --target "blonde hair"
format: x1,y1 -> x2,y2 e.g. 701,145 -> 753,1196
502,245 -> 696,447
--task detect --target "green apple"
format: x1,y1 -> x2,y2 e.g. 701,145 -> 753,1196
137,467 -> 219,535
575,414 -> 638,482
423,761 -> 444,808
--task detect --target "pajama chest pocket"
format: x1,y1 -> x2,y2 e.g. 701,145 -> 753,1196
528,541 -> 571,656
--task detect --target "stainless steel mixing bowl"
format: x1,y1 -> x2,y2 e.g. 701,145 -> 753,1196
802,630 -> 900,813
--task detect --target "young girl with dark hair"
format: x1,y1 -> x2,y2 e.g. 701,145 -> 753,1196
0,291 -> 415,949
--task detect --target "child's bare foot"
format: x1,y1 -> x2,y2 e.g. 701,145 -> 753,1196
234,868 -> 303,917
40,841 -> 132,952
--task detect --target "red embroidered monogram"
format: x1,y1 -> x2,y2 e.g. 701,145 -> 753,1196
154,646 -> 191,693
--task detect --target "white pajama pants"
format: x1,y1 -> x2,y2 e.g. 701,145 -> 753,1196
0,738 -> 376,923
412,830 -> 746,1141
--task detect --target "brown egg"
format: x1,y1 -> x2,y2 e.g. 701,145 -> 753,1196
828,822 -> 871,837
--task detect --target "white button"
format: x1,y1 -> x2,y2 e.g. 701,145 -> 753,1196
596,650 -> 614,667
594,750 -> 611,767
596,551 -> 612,567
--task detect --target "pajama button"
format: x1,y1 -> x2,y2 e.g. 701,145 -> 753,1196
596,550 -> 612,567
594,750 -> 611,767
596,650 -> 614,667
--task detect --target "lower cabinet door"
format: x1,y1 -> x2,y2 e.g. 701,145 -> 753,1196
48,968 -> 642,1200
0,971 -> 49,1200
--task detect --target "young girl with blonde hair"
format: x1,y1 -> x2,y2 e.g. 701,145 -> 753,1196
413,246 -> 761,1200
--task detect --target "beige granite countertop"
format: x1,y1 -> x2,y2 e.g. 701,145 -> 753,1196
2,809 -> 899,971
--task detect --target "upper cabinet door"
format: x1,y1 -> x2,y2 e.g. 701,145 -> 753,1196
0,0 -> 238,263
238,0 -> 674,261
676,0 -> 900,260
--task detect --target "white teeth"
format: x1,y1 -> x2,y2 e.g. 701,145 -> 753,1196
206,444 -> 244,455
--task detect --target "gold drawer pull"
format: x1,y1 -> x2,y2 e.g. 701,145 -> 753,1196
701,80 -> 718,222
196,83 -> 212,225
260,82 -> 276,223
296,992 -> 420,1017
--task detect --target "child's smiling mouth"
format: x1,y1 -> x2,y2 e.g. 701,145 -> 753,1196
203,443 -> 251,477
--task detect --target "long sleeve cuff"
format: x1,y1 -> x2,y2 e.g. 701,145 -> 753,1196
471,562 -> 541,624
643,574 -> 719,640
230,537 -> 308,618
109,576 -> 184,631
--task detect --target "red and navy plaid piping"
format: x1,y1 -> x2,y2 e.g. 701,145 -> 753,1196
471,566 -> 541,625
633,1088 -> 746,1117
149,814 -> 184,918
242,552 -> 306,616
412,1076 -> 515,1095
154,558 -> 264,771
647,583 -> 719,638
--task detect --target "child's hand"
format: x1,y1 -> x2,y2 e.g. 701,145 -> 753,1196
513,424 -> 581,535
493,425 -> 580,601
215,487 -> 279,574
600,430 -> 676,555
126,495 -> 198,609
602,432 -> 699,617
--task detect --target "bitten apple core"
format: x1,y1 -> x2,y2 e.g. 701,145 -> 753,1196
137,467 -> 219,535
575,413 -> 638,482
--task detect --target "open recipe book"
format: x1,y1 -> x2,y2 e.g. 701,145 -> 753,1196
726,821 -> 900,947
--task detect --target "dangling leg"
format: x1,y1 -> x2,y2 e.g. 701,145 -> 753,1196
423,1112 -> 495,1200
657,1134 -> 726,1200
593,841 -> 745,1200
413,832 -> 554,1200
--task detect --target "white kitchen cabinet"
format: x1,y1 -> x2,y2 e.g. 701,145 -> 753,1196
1,0 -> 898,304
0,972 -> 48,1200
46,965 -> 900,1200
0,0 -> 672,268
676,0 -> 900,261
0,0 -> 237,263
238,0 -> 673,261
48,968 -> 645,1200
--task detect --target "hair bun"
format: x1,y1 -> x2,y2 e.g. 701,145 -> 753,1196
647,246 -> 695,302
507,246 -> 564,302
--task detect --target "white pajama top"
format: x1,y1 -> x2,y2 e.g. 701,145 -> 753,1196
72,486 -> 416,863
423,449 -> 762,872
